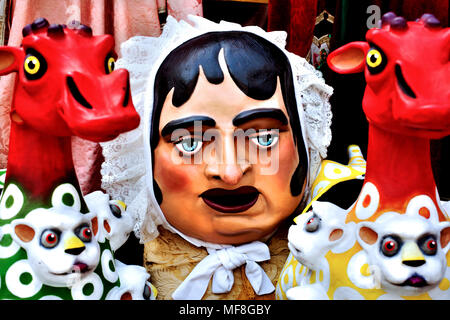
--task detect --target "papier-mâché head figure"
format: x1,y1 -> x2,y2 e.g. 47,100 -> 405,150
150,31 -> 309,244
101,15 -> 333,248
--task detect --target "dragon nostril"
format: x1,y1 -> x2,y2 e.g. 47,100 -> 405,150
122,78 -> 130,107
395,64 -> 416,99
66,76 -> 93,109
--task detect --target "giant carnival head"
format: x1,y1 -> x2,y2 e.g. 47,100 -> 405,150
150,31 -> 309,244
101,16 -> 333,247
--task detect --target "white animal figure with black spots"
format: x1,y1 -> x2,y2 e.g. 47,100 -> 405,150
84,191 -> 134,251
106,260 -> 157,300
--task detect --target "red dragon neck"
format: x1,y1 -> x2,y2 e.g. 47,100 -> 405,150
362,123 -> 443,216
4,121 -> 83,204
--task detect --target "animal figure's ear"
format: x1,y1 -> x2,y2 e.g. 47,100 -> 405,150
327,42 -> 369,74
439,222 -> 450,254
0,47 -> 23,75
91,217 -> 98,236
329,228 -> 344,242
357,222 -> 378,249
11,221 -> 35,246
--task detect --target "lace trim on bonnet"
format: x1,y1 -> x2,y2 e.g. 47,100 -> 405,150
100,15 -> 333,245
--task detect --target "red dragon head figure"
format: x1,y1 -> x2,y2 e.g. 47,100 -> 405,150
0,18 -> 140,142
327,13 -> 450,139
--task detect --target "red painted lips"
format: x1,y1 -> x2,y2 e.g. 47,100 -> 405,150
200,186 -> 260,213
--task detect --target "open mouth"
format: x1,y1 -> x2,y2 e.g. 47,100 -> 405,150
200,186 -> 259,213
399,274 -> 428,288
51,262 -> 90,276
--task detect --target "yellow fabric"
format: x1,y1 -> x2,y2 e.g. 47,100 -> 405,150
295,144 -> 365,222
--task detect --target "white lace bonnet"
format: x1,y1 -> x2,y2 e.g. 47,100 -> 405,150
100,15 -> 333,247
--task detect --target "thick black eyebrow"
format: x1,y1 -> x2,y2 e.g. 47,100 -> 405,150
161,116 -> 216,137
232,108 -> 288,127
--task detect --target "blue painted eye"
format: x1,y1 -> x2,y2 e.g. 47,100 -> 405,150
175,138 -> 202,155
251,131 -> 279,148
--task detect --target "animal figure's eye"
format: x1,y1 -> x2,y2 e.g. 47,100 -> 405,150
105,54 -> 116,74
109,204 -> 122,218
366,47 -> 387,74
381,236 -> 400,257
77,225 -> 93,242
143,283 -> 152,300
305,214 -> 321,232
419,235 -> 437,256
109,199 -> 126,219
41,229 -> 60,248
24,49 -> 47,80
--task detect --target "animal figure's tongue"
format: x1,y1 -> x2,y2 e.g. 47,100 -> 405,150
404,274 -> 427,287
73,263 -> 89,273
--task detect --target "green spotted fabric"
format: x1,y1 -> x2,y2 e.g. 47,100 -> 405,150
0,182 -> 121,300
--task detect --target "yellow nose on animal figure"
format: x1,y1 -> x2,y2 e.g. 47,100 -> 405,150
64,236 -> 86,255
401,242 -> 425,267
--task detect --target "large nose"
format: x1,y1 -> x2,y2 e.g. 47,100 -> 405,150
401,242 -> 425,267
64,235 -> 86,256
204,132 -> 251,185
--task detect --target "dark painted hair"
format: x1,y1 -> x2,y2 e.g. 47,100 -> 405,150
151,31 -> 308,204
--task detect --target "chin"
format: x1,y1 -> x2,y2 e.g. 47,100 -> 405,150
215,226 -> 273,245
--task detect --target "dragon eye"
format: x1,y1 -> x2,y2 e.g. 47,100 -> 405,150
24,56 -> 40,74
24,49 -> 47,80
419,235 -> 437,256
366,47 -> 387,74
105,55 -> 116,74
381,236 -> 400,257
305,214 -> 321,232
40,229 -> 60,248
366,49 -> 382,67
77,225 -> 93,242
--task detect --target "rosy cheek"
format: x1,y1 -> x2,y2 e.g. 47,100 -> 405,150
276,136 -> 299,181
154,147 -> 193,193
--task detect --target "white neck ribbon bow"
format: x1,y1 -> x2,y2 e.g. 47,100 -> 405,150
172,241 -> 275,300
